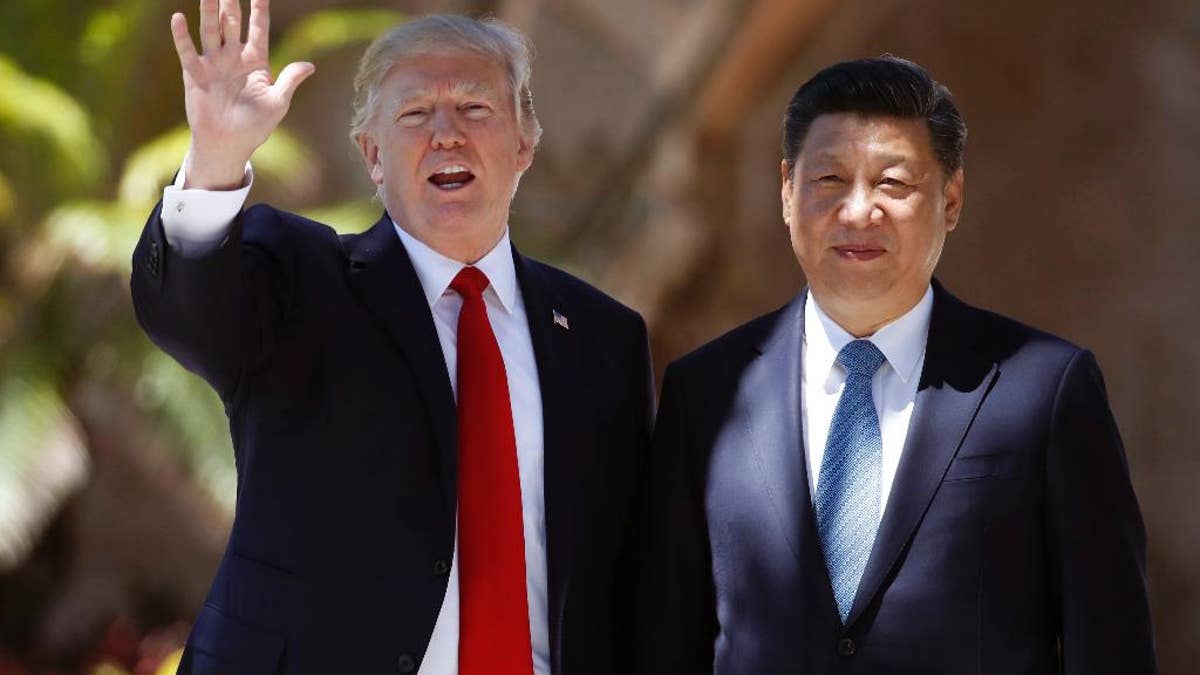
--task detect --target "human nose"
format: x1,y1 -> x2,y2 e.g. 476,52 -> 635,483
430,107 -> 465,149
838,182 -> 881,228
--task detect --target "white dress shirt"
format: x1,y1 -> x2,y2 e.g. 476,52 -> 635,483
801,287 -> 933,515
160,164 -> 551,675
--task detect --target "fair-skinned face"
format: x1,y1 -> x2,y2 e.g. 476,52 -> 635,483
781,113 -> 964,337
357,50 -> 533,264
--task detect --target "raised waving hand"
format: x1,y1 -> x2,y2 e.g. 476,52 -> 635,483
170,0 -> 314,189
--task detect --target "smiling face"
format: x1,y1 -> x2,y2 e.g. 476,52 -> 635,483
782,113 -> 964,336
357,50 -> 533,263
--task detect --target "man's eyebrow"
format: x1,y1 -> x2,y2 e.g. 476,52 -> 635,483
876,153 -> 916,167
389,81 -> 502,109
388,88 -> 431,110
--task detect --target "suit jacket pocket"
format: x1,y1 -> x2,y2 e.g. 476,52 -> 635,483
209,550 -> 300,625
943,452 -> 1029,482
189,603 -> 285,675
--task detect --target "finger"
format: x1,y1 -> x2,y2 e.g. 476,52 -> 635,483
247,0 -> 270,57
273,62 -> 315,104
220,0 -> 243,46
198,0 -> 220,53
170,13 -> 202,73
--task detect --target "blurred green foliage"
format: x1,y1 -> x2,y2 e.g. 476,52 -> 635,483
0,54 -> 107,191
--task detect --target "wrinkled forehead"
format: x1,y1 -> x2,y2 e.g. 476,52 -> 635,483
382,51 -> 511,99
391,79 -> 503,106
799,113 -> 936,165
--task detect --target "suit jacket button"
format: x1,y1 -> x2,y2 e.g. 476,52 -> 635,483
837,637 -> 856,656
148,242 -> 161,277
397,653 -> 417,672
433,559 -> 450,577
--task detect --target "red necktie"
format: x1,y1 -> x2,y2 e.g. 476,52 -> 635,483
451,266 -> 534,675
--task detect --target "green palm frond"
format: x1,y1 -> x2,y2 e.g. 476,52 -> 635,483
135,349 -> 236,510
40,200 -> 145,273
252,127 -> 321,202
0,362 -> 89,573
300,198 -> 382,234
117,125 -> 192,208
79,3 -> 135,67
271,9 -> 407,73
0,54 -> 107,190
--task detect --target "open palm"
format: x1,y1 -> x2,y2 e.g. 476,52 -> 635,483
171,0 -> 313,188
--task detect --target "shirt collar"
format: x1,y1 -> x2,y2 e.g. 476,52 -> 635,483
804,285 -> 933,384
390,220 -> 518,314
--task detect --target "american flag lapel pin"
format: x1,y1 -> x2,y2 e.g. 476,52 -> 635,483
553,309 -> 569,331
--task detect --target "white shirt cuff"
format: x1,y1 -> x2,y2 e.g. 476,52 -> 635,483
161,155 -> 254,257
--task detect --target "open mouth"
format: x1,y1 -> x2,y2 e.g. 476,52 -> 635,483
428,164 -> 475,190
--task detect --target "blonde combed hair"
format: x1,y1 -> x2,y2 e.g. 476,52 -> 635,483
349,15 -> 543,148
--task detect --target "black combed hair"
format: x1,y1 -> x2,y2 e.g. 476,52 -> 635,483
782,56 -> 966,178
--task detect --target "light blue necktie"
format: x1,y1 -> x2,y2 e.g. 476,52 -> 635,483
814,339 -> 886,623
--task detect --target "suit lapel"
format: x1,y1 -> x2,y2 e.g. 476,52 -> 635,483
846,282 -> 998,626
745,293 -> 843,622
745,294 -> 808,561
512,249 -> 578,672
341,214 -> 459,518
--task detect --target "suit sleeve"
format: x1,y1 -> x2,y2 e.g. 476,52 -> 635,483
1046,349 -> 1157,673
626,363 -> 717,675
131,201 -> 289,402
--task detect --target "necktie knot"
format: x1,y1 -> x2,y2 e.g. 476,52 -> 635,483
837,339 -> 886,379
451,266 -> 490,300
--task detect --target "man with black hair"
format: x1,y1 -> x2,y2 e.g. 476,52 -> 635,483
626,56 -> 1156,674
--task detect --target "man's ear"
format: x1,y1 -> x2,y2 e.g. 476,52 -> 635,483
516,134 -> 535,173
780,159 -> 794,226
357,133 -> 384,186
943,167 -> 965,232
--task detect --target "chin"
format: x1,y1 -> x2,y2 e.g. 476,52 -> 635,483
828,277 -> 897,303
425,215 -> 483,238
425,202 -> 485,227
433,208 -> 509,241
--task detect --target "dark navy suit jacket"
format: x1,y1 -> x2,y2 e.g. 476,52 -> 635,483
131,204 -> 654,674
627,282 -> 1155,674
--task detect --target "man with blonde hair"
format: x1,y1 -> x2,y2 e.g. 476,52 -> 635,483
131,2 -> 653,673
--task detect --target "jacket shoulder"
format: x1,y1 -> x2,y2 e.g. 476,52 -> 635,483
669,303 -> 792,379
523,257 -> 644,328
240,204 -> 343,254
945,292 -> 1088,368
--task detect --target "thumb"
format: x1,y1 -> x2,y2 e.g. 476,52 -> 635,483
274,61 -> 316,104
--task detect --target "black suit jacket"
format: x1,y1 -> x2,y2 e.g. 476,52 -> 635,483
627,282 -> 1155,674
131,203 -> 654,674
